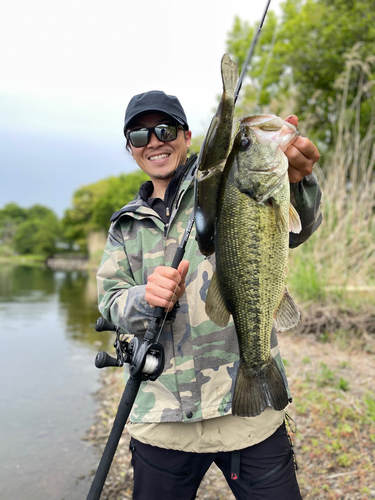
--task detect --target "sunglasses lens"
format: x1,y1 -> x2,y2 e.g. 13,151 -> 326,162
128,129 -> 149,147
128,124 -> 179,147
154,124 -> 178,143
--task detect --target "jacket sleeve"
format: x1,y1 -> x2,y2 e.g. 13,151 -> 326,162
289,171 -> 322,248
96,221 -> 154,336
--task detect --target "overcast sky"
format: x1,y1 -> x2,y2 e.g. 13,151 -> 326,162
1,0 -> 282,216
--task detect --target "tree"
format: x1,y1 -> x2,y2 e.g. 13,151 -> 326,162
0,203 -> 28,245
226,0 -> 375,145
12,205 -> 61,257
62,170 -> 149,253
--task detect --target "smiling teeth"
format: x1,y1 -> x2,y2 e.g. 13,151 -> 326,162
150,153 -> 169,161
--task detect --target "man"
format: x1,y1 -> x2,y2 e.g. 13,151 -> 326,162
97,90 -> 322,499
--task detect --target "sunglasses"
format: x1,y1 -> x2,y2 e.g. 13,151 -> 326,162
126,123 -> 183,148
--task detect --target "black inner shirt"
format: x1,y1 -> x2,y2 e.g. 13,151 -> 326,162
138,163 -> 188,224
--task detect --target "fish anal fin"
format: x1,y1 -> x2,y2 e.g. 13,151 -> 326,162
232,357 -> 289,417
274,288 -> 300,331
289,203 -> 302,234
205,271 -> 230,327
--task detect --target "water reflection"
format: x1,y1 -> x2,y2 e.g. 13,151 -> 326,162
0,264 -> 114,500
0,264 -> 55,301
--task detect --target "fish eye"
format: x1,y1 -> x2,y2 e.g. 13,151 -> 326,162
240,137 -> 252,151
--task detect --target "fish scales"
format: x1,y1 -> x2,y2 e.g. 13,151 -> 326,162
205,117 -> 301,417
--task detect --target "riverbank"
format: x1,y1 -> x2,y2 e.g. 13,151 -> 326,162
86,327 -> 375,499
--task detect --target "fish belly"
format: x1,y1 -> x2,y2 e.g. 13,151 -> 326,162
215,182 -> 289,417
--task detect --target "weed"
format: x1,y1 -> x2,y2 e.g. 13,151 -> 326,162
336,377 -> 350,391
338,360 -> 351,369
364,394 -> 375,422
317,363 -> 335,387
337,453 -> 352,467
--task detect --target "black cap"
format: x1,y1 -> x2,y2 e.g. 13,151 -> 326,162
124,90 -> 189,134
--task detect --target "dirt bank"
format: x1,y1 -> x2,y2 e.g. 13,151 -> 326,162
85,330 -> 375,499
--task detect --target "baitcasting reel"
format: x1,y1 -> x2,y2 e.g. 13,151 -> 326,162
94,317 -> 165,382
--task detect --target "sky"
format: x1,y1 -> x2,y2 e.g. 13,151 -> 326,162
1,0 -> 282,217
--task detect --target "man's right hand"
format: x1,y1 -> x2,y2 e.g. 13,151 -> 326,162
145,260 -> 190,311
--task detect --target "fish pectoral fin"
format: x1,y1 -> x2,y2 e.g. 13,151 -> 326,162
205,271 -> 231,327
273,201 -> 288,233
289,203 -> 302,234
274,288 -> 300,331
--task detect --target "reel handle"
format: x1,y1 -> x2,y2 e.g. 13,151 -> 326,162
95,351 -> 119,369
95,317 -> 117,332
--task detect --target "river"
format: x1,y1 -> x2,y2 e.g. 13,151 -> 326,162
0,265 -> 113,500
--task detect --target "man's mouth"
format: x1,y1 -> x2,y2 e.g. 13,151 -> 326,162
149,153 -> 170,161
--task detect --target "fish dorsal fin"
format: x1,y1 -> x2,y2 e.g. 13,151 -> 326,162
205,271 -> 231,327
289,203 -> 302,234
274,288 -> 300,331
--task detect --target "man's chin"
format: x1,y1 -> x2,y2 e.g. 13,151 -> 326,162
152,170 -> 176,181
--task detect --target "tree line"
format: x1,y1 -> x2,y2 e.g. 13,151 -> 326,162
0,170 -> 149,259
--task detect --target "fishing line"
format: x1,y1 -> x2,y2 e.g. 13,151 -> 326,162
155,278 -> 181,344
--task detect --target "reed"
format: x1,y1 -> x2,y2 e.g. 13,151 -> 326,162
288,44 -> 375,303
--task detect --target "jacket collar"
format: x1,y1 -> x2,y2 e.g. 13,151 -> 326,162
110,154 -> 197,223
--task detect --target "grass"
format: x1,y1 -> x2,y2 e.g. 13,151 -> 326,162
0,254 -> 46,266
283,332 -> 375,500
287,44 -> 375,307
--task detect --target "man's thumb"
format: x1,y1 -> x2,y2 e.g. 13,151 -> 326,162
177,260 -> 190,279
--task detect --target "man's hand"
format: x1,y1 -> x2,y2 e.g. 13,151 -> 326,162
285,115 -> 320,183
145,260 -> 190,311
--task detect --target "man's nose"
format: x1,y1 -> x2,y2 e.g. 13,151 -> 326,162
147,131 -> 163,147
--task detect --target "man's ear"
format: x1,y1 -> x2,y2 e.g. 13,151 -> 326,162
185,130 -> 192,148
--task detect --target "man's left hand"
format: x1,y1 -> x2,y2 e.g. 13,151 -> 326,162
285,115 -> 320,183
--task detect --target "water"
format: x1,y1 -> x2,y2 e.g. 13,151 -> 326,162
0,265 -> 113,500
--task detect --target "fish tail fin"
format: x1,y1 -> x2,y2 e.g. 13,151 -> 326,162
232,357 -> 289,417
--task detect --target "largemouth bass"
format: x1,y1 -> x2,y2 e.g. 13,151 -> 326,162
194,54 -> 238,256
205,114 -> 302,417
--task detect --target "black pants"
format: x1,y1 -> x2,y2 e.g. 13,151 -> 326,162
129,423 -> 302,500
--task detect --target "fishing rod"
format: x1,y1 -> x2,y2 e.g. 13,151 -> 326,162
86,3 -> 271,499
234,0 -> 271,104
86,214 -> 194,500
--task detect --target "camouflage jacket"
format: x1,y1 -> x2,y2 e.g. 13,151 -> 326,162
97,158 -> 322,423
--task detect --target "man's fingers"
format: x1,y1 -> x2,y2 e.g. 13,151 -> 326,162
285,115 -> 298,127
145,263 -> 190,310
177,260 -> 190,279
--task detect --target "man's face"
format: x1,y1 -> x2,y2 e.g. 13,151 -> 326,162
128,112 -> 192,183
